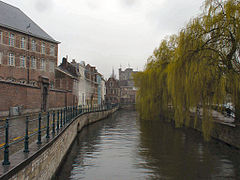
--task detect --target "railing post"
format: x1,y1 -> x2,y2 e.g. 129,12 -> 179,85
60,109 -> 63,128
46,112 -> 50,139
56,110 -> 59,133
52,111 -> 55,136
24,116 -> 29,153
37,113 -> 42,145
76,105 -> 78,116
66,107 -> 69,123
2,118 -> 10,165
63,108 -> 66,125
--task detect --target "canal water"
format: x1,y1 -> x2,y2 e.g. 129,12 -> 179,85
56,109 -> 240,180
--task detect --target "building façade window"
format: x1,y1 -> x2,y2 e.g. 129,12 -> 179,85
49,61 -> 55,72
0,52 -> 2,64
9,33 -> 14,46
8,53 -> 15,66
40,58 -> 45,70
0,31 -> 2,43
31,56 -> 36,69
20,56 -> 26,68
41,42 -> 45,54
31,39 -> 36,51
20,37 -> 25,49
50,45 -> 55,56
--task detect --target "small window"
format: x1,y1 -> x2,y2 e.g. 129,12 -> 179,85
50,45 -> 55,56
0,31 -> 2,43
9,33 -> 14,46
41,42 -> 45,54
8,53 -> 15,66
49,61 -> 55,72
31,57 -> 36,69
50,81 -> 54,89
0,52 -> 3,64
20,37 -> 25,49
40,58 -> 45,70
20,56 -> 26,68
31,39 -> 36,51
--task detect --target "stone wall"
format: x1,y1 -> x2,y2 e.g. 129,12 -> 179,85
192,118 -> 240,149
0,81 -> 77,116
1,108 -> 117,180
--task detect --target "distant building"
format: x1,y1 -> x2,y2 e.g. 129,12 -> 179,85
71,60 -> 87,106
105,76 -> 120,104
85,64 -> 99,105
55,57 -> 79,106
119,68 -> 137,104
101,77 -> 106,104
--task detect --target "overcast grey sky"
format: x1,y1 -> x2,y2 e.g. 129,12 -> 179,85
3,0 -> 204,78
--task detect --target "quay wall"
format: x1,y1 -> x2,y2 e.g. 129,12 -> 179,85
191,117 -> 240,149
1,108 -> 118,180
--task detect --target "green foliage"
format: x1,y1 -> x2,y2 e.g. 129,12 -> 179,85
133,0 -> 240,140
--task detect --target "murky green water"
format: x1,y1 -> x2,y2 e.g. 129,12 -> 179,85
56,109 -> 240,179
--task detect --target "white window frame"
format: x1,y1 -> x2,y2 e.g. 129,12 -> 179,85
49,61 -> 55,72
31,39 -> 36,51
9,33 -> 14,46
20,37 -> 25,49
41,42 -> 45,54
0,31 -> 2,44
0,52 -> 3,64
20,56 -> 26,68
8,53 -> 15,66
50,45 -> 55,56
40,58 -> 45,70
31,56 -> 36,69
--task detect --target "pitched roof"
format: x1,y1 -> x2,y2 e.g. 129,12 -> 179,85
0,1 -> 59,43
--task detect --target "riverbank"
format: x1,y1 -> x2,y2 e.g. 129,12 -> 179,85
0,107 -> 118,180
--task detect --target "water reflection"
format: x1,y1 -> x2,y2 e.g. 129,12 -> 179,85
56,110 -> 240,180
138,119 -> 240,179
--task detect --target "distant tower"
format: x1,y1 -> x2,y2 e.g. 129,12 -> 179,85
111,67 -> 116,79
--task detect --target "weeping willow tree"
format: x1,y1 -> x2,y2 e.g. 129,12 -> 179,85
134,0 -> 240,140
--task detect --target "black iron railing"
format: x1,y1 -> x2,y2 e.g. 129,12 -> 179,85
0,103 -> 118,165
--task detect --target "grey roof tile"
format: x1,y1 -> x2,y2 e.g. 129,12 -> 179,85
0,1 -> 59,43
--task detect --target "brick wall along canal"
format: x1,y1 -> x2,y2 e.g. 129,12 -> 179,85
56,109 -> 240,179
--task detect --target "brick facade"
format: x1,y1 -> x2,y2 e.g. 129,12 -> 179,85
105,77 -> 120,104
0,2 -> 80,117
0,26 -> 58,86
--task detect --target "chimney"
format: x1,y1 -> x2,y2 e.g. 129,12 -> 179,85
62,57 -> 67,66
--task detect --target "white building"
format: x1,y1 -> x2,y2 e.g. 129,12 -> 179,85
101,77 -> 106,104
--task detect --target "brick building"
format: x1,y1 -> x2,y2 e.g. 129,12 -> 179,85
55,57 -> 79,106
105,77 -> 120,104
0,1 -> 75,116
85,64 -> 99,105
119,68 -> 137,104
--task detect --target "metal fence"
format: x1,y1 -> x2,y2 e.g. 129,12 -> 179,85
0,103 -> 118,165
